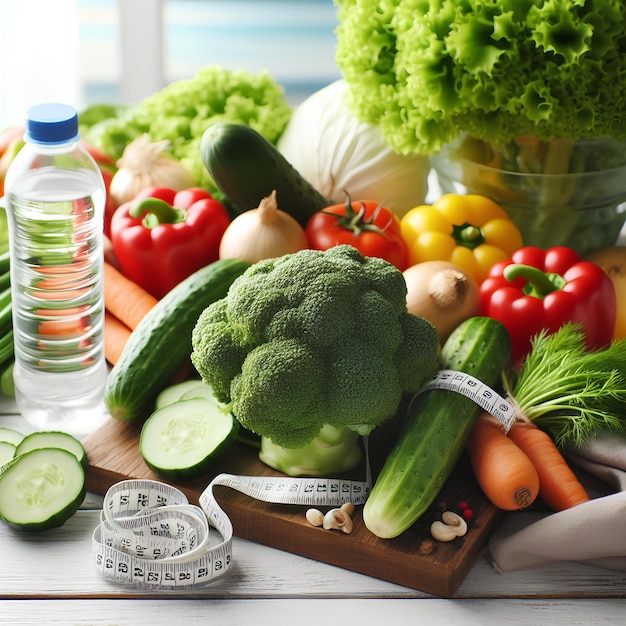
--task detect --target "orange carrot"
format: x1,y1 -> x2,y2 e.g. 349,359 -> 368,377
36,305 -> 90,337
34,288 -> 89,301
466,413 -> 540,511
103,261 -> 158,331
104,310 -> 132,365
508,423 -> 590,512
38,318 -> 88,337
33,263 -> 91,299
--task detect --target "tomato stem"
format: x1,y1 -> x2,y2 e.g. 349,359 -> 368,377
324,191 -> 391,238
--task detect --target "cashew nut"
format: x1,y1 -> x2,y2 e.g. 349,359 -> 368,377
442,510 -> 467,532
305,508 -> 324,527
430,521 -> 460,542
323,507 -> 353,534
340,502 -> 355,516
430,510 -> 468,542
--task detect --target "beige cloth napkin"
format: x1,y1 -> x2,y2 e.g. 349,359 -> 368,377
487,429 -> 626,572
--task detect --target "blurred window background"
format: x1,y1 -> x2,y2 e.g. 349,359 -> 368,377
0,0 -> 340,126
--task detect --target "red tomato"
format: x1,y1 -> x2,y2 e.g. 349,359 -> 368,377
306,197 -> 409,271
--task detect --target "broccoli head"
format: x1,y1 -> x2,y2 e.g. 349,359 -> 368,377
191,245 -> 439,475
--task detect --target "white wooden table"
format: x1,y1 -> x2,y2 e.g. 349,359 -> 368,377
1,410 -> 625,625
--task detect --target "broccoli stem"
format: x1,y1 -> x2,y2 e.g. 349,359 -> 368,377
258,424 -> 363,477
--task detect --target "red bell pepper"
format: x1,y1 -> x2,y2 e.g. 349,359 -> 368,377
480,246 -> 616,364
110,186 -> 230,298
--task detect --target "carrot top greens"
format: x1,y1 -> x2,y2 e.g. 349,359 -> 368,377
504,323 -> 626,447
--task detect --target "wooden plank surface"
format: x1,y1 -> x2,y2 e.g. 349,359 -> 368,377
81,411 -> 504,598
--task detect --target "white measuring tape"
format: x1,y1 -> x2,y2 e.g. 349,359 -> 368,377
92,369 -> 517,590
92,450 -> 372,590
419,369 -> 517,433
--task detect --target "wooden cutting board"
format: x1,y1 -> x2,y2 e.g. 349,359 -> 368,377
82,413 -> 504,598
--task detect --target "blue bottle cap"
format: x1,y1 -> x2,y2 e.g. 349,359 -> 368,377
25,103 -> 80,145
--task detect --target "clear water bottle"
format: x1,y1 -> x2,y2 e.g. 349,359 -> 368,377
4,103 -> 108,438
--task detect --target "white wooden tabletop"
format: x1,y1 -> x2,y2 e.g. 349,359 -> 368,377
1,411 -> 625,625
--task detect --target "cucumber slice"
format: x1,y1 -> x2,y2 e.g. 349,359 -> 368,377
0,441 -> 16,467
180,384 -> 230,410
0,447 -> 86,531
178,383 -> 260,449
0,426 -> 25,447
15,431 -> 87,469
140,397 -> 239,481
154,379 -> 208,409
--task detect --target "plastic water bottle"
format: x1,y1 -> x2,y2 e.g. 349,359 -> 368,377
4,103 -> 108,438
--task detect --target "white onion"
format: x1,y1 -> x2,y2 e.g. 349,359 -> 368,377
403,261 -> 480,344
219,190 -> 309,263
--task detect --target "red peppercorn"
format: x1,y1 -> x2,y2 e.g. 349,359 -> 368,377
458,501 -> 469,511
462,508 -> 474,522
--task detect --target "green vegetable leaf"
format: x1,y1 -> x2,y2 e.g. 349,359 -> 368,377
504,323 -> 626,447
83,65 -> 292,192
531,2 -> 593,64
335,0 -> 626,154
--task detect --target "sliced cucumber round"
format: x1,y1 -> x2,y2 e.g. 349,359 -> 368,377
154,379 -> 208,410
180,384 -> 231,410
15,431 -> 87,468
162,380 -> 260,449
139,397 -> 239,481
0,447 -> 86,531
0,426 -> 25,447
0,441 -> 16,468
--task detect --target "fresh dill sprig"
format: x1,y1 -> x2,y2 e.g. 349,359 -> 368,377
503,323 -> 626,447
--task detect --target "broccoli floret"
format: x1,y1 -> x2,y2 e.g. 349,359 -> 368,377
191,245 -> 439,476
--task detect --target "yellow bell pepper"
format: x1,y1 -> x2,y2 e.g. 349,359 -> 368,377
400,194 -> 523,283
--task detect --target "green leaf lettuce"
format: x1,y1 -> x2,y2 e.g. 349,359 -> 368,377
81,65 -> 292,191
335,0 -> 626,155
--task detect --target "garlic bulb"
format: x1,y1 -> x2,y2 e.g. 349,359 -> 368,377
109,134 -> 194,206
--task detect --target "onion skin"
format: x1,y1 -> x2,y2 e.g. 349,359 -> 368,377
403,260 -> 480,344
219,190 -> 309,263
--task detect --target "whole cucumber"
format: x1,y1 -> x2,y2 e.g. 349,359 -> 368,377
363,316 -> 511,539
105,258 -> 250,421
201,121 -> 333,226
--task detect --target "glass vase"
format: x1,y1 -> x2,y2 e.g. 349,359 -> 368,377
431,134 -> 626,255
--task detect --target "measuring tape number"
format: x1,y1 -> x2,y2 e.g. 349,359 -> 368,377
92,369 -> 517,590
